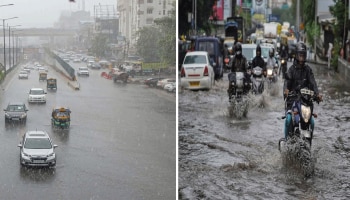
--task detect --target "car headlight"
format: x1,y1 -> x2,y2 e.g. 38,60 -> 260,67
5,113 -> 10,117
22,152 -> 30,157
21,113 -> 27,118
47,152 -> 55,157
267,69 -> 273,76
301,105 -> 311,123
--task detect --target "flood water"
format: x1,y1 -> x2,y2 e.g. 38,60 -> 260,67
178,63 -> 350,200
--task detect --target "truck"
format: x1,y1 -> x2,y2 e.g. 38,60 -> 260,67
263,22 -> 278,39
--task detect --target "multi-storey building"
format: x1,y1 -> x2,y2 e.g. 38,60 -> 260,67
118,0 -> 175,48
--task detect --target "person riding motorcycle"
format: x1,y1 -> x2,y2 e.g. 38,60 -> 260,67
251,44 -> 266,73
279,44 -> 289,78
266,47 -> 279,70
227,42 -> 251,99
283,42 -> 323,140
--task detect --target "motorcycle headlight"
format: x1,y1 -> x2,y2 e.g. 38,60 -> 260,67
267,69 -> 273,76
281,60 -> 285,64
301,105 -> 311,123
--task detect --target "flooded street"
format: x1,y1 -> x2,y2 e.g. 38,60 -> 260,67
178,63 -> 350,199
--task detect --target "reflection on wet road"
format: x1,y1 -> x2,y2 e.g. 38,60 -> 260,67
179,63 -> 350,199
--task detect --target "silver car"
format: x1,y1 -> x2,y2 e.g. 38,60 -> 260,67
18,130 -> 58,167
28,88 -> 46,103
4,102 -> 28,124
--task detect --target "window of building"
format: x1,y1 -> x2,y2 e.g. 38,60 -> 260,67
159,11 -> 161,15
139,0 -> 144,4
163,10 -> 165,15
146,18 -> 153,24
147,0 -> 153,3
147,8 -> 153,14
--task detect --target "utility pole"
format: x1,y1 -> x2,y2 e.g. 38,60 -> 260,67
296,0 -> 300,41
314,0 -> 317,61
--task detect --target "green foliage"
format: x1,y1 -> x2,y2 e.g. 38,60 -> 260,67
137,3 -> 176,65
90,34 -> 110,58
178,0 -> 215,36
136,26 -> 161,62
271,7 -> 295,25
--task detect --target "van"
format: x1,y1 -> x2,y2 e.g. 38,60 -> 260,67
195,37 -> 224,79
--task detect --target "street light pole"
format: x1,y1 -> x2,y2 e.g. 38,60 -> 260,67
1,17 -> 18,75
8,25 -> 21,69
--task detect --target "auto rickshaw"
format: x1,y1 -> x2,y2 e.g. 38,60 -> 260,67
47,78 -> 57,90
51,107 -> 71,129
39,72 -> 47,81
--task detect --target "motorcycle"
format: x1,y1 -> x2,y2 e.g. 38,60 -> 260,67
279,57 -> 288,79
265,63 -> 279,88
227,71 -> 251,118
279,87 -> 321,176
250,66 -> 264,94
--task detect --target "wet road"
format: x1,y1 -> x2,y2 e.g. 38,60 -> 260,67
178,62 -> 350,199
0,61 -> 176,199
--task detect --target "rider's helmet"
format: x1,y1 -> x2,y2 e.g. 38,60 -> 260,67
256,44 -> 261,57
296,42 -> 307,66
269,48 -> 275,58
235,42 -> 242,58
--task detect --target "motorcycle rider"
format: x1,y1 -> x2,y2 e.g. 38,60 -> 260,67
227,42 -> 251,99
251,44 -> 266,73
279,44 -> 289,78
266,47 -> 279,70
283,42 -> 323,140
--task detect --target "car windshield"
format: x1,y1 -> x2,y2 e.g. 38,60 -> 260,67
261,47 -> 270,58
30,89 -> 44,95
24,138 -> 52,149
79,67 -> 88,70
242,48 -> 256,61
184,55 -> 207,64
7,105 -> 25,111
20,71 -> 27,74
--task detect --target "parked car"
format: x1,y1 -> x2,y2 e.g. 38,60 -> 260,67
18,130 -> 58,167
90,63 -> 101,70
28,88 -> 46,103
157,78 -> 176,89
18,71 -> 29,79
164,82 -> 176,93
4,102 -> 28,124
144,77 -> 164,87
77,67 -> 90,76
180,51 -> 215,90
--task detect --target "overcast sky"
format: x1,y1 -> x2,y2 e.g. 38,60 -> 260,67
0,0 -> 117,28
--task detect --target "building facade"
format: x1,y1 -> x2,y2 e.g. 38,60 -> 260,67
118,0 -> 175,48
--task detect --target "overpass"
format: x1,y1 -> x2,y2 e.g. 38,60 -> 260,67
0,28 -> 77,37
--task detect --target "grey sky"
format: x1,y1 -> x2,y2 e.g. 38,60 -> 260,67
0,0 -> 117,28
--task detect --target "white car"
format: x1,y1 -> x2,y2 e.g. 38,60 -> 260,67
18,71 -> 29,79
156,78 -> 176,88
77,67 -> 90,76
164,82 -> 176,93
18,130 -> 58,167
180,51 -> 215,90
28,88 -> 46,103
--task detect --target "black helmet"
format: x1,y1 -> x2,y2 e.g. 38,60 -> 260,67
296,42 -> 307,65
256,44 -> 261,56
235,42 -> 242,58
269,48 -> 274,57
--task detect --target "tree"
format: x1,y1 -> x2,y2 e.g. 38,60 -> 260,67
136,3 -> 175,65
178,0 -> 216,36
90,34 -> 110,58
136,26 -> 161,62
154,4 -> 176,65
302,0 -> 320,48
330,0 -> 349,68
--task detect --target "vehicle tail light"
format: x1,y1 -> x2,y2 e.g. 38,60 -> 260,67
180,67 -> 185,77
203,66 -> 209,76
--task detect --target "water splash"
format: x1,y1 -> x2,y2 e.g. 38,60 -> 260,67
280,136 -> 315,177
